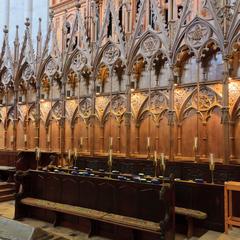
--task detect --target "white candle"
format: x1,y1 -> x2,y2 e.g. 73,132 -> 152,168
161,153 -> 165,166
74,148 -> 77,158
109,137 -> 113,147
37,148 -> 40,159
68,149 -> 71,160
147,137 -> 150,148
210,153 -> 214,165
80,137 -> 83,146
154,151 -> 157,163
109,149 -> 112,164
24,134 -> 27,142
194,137 -> 198,149
47,134 -> 50,142
10,136 -> 13,143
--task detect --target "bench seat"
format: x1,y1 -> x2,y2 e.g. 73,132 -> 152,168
175,207 -> 207,220
21,197 -> 161,234
175,206 -> 207,239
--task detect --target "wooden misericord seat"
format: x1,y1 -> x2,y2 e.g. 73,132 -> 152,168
175,206 -> 207,238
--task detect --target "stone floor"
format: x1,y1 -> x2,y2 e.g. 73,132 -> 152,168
0,200 -> 240,240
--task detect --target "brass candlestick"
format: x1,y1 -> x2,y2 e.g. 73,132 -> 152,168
153,151 -> 158,177
108,148 -> 113,176
209,153 -> 215,184
160,153 -> 166,179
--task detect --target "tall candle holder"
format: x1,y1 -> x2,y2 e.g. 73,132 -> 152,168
153,150 -> 158,177
194,137 -> 198,162
160,153 -> 166,179
80,137 -> 83,152
147,137 -> 151,159
209,153 -> 215,184
74,148 -> 78,168
108,137 -> 113,176
36,147 -> 40,170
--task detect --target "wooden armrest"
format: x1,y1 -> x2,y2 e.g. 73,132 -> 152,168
175,206 -> 207,220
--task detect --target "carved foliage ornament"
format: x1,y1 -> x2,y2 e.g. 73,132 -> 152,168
22,64 -> 33,81
79,99 -> 92,118
46,59 -> 58,77
140,35 -> 160,58
111,96 -> 126,116
186,23 -> 211,49
1,70 -> 12,85
103,44 -> 120,65
71,52 -> 87,72
149,93 -> 168,115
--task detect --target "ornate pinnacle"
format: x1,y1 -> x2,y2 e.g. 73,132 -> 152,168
49,10 -> 54,20
76,0 -> 81,9
25,18 -> 31,27
3,25 -> 8,34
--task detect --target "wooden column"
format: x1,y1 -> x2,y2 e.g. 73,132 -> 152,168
100,123 -> 104,153
229,121 -> 235,160
222,55 -> 230,164
155,123 -> 159,152
117,122 -> 121,153
86,123 -> 89,152
125,74 -> 131,157
13,89 -> 18,151
168,65 -> 175,161
136,123 -> 140,154
177,123 -> 182,156
71,126 -> 74,150
202,121 -> 208,158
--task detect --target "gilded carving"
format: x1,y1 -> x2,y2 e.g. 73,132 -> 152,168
131,92 -> 148,119
96,96 -> 110,120
111,95 -> 126,117
79,98 -> 92,119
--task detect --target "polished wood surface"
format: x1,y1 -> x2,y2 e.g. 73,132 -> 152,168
15,170 -> 175,240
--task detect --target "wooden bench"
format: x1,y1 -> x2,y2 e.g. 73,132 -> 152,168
21,197 -> 161,234
175,206 -> 207,238
15,170 -> 175,240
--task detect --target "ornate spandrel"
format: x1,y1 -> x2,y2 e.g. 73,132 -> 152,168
71,52 -> 88,72
103,44 -> 120,66
186,23 -> 211,49
22,64 -> 34,82
111,95 -> 127,119
79,98 -> 92,119
95,96 -> 110,121
131,92 -> 148,119
45,59 -> 58,77
140,34 -> 160,58
149,92 -> 168,115
1,70 -> 12,86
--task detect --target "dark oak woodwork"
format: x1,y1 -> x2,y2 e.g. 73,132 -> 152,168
15,170 -> 175,240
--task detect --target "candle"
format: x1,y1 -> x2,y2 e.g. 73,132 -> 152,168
154,151 -> 157,164
74,148 -> 77,158
37,148 -> 40,159
109,137 -> 113,147
10,136 -> 13,143
161,153 -> 165,166
109,149 -> 112,165
194,137 -> 198,149
80,137 -> 83,146
24,134 -> 27,142
47,134 -> 50,143
210,153 -> 214,165
147,137 -> 150,148
68,149 -> 71,160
